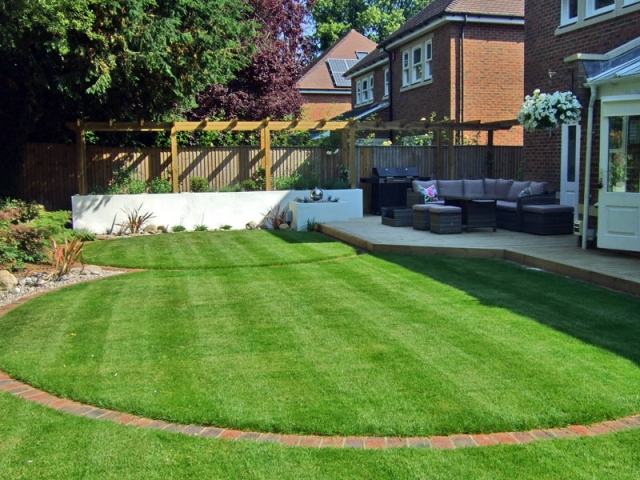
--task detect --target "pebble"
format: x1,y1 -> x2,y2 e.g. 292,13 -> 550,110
0,266 -> 126,308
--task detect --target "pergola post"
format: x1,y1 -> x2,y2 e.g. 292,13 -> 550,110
75,119 -> 87,195
436,130 -> 443,180
487,130 -> 495,178
260,120 -> 272,191
447,128 -> 455,179
349,121 -> 357,189
170,120 -> 179,192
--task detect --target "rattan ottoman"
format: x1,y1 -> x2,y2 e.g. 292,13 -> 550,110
522,204 -> 574,235
381,207 -> 414,227
429,205 -> 462,234
412,204 -> 431,230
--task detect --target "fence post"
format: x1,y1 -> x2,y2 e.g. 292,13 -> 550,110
75,120 -> 87,195
170,121 -> 179,192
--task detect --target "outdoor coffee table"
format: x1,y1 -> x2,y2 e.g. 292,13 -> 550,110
443,196 -> 497,232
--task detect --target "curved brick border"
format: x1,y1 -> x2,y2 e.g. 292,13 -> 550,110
2,278 -> 640,449
1,371 -> 639,449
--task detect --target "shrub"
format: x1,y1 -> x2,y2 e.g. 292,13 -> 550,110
117,205 -> 155,235
194,224 -> 208,231
149,177 -> 173,193
0,199 -> 49,270
171,225 -> 186,232
218,184 -> 243,192
190,177 -> 209,192
106,166 -> 146,194
50,236 -> 84,280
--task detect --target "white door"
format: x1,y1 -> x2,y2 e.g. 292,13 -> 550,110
560,124 -> 581,220
597,97 -> 640,252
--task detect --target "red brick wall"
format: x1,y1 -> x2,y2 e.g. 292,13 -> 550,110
524,0 -> 640,190
386,23 -> 523,146
301,94 -> 352,120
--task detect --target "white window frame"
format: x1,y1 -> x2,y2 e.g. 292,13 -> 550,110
411,45 -> 423,84
560,0 -> 579,25
424,39 -> 433,81
384,68 -> 389,98
402,51 -> 410,87
356,75 -> 374,106
400,37 -> 433,90
587,0 -> 615,17
558,0 -> 640,32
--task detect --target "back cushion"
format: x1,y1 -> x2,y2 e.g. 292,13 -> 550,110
529,181 -> 548,195
496,179 -> 514,199
463,179 -> 484,197
412,180 -> 438,193
507,180 -> 531,201
438,180 -> 464,198
484,178 -> 498,197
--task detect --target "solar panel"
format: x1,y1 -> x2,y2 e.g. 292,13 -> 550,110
327,58 -> 359,88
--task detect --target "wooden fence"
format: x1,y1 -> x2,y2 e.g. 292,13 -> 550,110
19,143 -> 522,210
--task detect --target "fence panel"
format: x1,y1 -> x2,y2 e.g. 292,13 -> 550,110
20,143 -> 522,210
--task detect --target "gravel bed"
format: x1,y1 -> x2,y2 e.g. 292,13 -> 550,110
1,266 -> 127,309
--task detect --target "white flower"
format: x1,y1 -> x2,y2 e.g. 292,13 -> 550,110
518,90 -> 582,133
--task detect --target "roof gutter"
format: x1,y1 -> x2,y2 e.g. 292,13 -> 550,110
380,14 -> 523,50
344,58 -> 388,79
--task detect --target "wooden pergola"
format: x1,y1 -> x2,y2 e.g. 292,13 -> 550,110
67,118 -> 518,195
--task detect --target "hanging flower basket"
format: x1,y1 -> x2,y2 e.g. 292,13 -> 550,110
517,89 -> 582,133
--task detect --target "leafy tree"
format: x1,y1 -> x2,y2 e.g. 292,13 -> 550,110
189,0 -> 314,123
0,0 -> 256,196
311,0 -> 434,50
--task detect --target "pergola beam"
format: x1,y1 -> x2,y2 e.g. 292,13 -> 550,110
67,117 -> 518,193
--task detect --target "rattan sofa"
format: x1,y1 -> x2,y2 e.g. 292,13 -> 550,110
407,178 -> 556,232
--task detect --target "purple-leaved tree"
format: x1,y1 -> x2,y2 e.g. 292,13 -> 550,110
190,0 -> 315,121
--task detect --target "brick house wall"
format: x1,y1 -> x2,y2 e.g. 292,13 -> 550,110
353,22 -> 524,146
523,0 -> 640,190
301,94 -> 353,121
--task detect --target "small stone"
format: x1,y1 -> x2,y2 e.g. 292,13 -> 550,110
0,270 -> 18,291
246,221 -> 257,230
81,265 -> 103,275
144,224 -> 158,234
278,223 -> 290,230
156,225 -> 168,233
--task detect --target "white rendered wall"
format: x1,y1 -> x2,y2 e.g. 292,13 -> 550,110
72,189 -> 363,233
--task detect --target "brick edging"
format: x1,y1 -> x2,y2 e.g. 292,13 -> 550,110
1,372 -> 639,449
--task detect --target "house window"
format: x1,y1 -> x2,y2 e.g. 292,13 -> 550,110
356,75 -> 374,105
412,45 -> 423,83
561,0 -> 578,24
402,51 -> 410,87
587,0 -> 615,17
607,115 -> 640,193
424,40 -> 433,80
558,0 -> 640,32
384,68 -> 389,97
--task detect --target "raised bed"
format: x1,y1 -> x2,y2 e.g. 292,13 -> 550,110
72,190 -> 363,233
289,201 -> 349,231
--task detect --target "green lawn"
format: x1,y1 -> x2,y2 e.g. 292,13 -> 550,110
1,230 -> 640,478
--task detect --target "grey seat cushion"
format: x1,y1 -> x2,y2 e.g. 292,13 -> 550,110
463,179 -> 485,197
529,181 -> 549,195
507,181 -> 531,202
438,180 -> 464,198
496,179 -> 514,199
484,178 -> 498,197
496,200 -> 517,211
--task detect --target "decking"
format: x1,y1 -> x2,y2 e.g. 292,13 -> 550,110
321,215 -> 640,297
